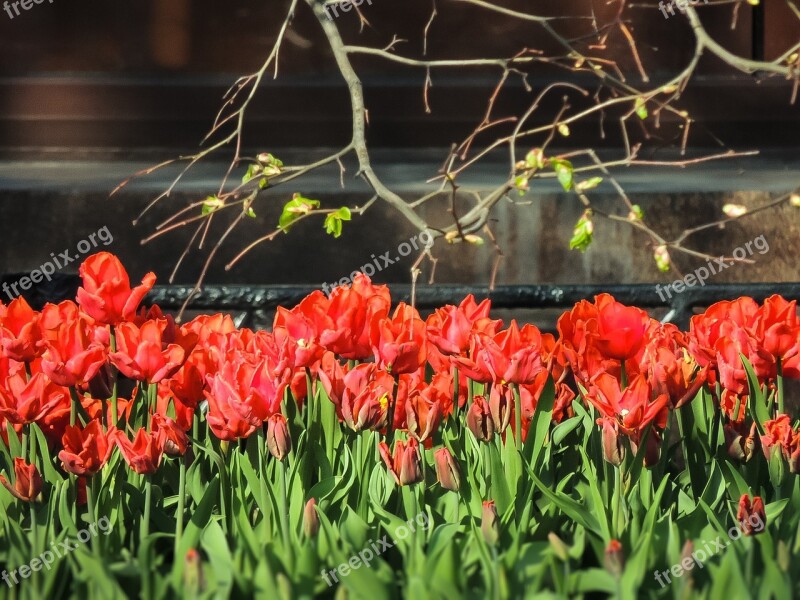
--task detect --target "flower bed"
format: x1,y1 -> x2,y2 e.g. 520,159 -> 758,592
0,252 -> 797,598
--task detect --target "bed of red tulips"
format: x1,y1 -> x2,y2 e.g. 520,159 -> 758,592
0,252 -> 798,599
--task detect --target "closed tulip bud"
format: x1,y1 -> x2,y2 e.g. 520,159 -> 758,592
183,549 -> 206,596
267,414 -> 292,461
601,419 -> 625,467
548,532 -> 569,562
630,430 -> 661,468
0,458 -> 43,502
379,438 -> 423,487
466,396 -> 495,442
724,422 -> 757,463
481,500 -> 499,545
737,494 -> 766,536
303,498 -> 320,538
434,447 -> 461,492
604,540 -> 624,576
489,385 -> 513,433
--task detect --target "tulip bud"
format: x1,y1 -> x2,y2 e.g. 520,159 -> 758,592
267,414 -> 292,462
724,422 -> 756,463
601,420 -> 625,467
489,385 -> 513,434
630,430 -> 661,468
303,498 -> 320,538
548,532 -> 569,562
434,447 -> 461,492
466,396 -> 495,442
183,549 -> 206,595
737,494 -> 766,536
604,540 -> 624,576
379,438 -> 424,487
0,458 -> 43,502
481,500 -> 499,545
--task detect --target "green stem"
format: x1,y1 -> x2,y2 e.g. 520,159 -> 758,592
175,458 -> 186,555
613,465 -> 623,538
386,378 -> 399,445
141,476 -> 152,540
86,476 -> 101,558
620,362 -> 628,389
512,383 -> 523,452
777,357 -> 784,415
279,459 -> 294,573
21,426 -> 28,463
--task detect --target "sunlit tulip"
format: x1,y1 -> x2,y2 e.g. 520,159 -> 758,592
77,252 -> 156,325
58,419 -> 114,476
378,438 -> 423,486
0,458 -> 43,502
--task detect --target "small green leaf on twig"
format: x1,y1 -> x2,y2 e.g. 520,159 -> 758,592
570,210 -> 593,252
323,207 -> 352,238
551,159 -> 574,192
635,97 -> 648,120
279,194 -> 320,231
576,177 -> 603,193
202,195 -> 225,216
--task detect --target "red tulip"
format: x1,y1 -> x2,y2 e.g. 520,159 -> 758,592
370,303 -> 427,375
434,447 -> 461,491
640,323 -> 707,408
151,413 -> 189,457
0,297 -> 43,362
340,364 -> 391,432
481,500 -> 499,545
405,389 -> 442,442
585,372 -> 668,438
466,396 -> 495,442
40,300 -> 83,342
0,458 -> 43,502
110,319 -> 189,383
204,357 -> 272,441
489,384 -> 514,434
426,295 -> 499,357
267,413 -> 292,461
0,372 -> 69,426
594,294 -> 650,361
477,321 -> 544,385
737,494 -> 766,536
316,351 -> 348,408
58,419 -> 114,476
41,316 -> 107,387
754,295 -> 800,361
378,438 -> 423,486
111,427 -> 163,475
604,540 -> 624,575
319,285 -> 377,360
761,414 -> 800,473
303,498 -> 320,538
77,252 -> 156,325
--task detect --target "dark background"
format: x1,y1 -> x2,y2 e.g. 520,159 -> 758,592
0,1 -> 798,290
